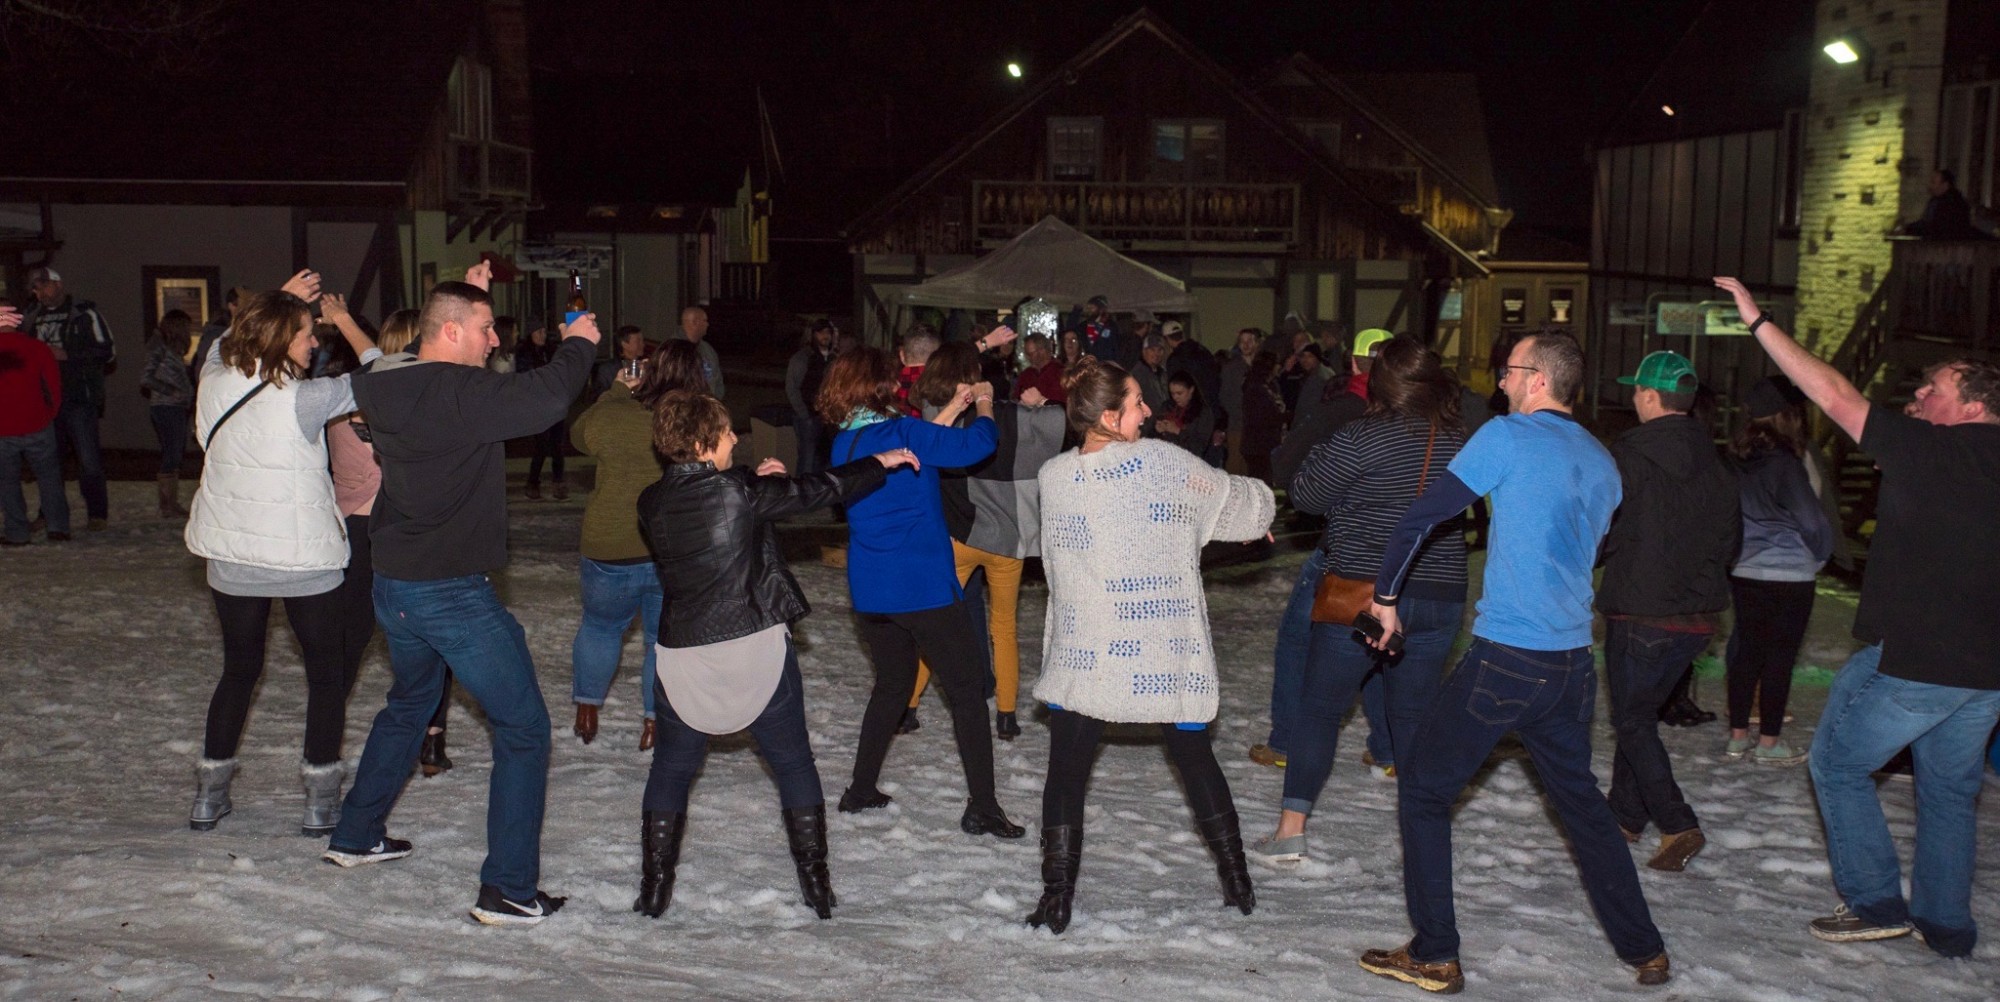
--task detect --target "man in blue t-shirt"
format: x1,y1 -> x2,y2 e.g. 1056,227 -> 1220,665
1354,329 -> 1670,994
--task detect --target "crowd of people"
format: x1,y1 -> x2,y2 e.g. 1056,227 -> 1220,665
1,270 -> 1996,994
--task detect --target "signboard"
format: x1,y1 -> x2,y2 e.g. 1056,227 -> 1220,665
518,242 -> 614,277
1655,300 -> 1755,336
1607,301 -> 1651,326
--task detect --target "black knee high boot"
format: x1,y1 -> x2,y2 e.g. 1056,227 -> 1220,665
1026,825 -> 1083,934
634,811 -> 686,918
782,804 -> 837,919
1195,810 -> 1255,915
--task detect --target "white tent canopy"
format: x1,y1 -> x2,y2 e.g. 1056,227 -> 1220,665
899,216 -> 1194,312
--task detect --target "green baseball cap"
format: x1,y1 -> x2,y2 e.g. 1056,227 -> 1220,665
1352,328 -> 1394,357
1617,350 -> 1697,392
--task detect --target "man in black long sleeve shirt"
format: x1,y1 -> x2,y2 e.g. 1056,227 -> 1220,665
326,266 -> 601,927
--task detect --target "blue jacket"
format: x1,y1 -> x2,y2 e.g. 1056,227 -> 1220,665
1732,446 -> 1833,582
833,414 -> 998,613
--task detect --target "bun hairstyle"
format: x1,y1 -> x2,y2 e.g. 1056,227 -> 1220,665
1061,353 -> 1132,440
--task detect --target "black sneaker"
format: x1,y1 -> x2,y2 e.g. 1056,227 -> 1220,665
1809,903 -> 1913,943
322,837 -> 413,867
470,884 -> 567,926
46,531 -> 71,542
895,707 -> 921,734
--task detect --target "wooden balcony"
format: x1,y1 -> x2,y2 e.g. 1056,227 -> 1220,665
971,180 -> 1299,251
1888,237 -> 2000,352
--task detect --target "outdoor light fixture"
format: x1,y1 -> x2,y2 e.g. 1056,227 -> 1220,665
1661,105 -> 1675,116
1007,62 -> 1023,78
1823,38 -> 1862,64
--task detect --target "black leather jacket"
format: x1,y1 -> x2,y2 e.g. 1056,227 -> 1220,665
639,457 -> 888,648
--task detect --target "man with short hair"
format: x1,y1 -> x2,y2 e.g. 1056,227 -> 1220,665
1903,169 -> 1982,240
1134,333 -> 1170,419
0,303 -> 70,545
785,320 -> 838,476
1073,294 -> 1119,362
1598,350 -> 1740,873
23,267 -> 115,529
1012,332 -> 1065,405
895,324 -> 942,416
325,262 -> 601,927
1717,276 -> 2000,957
1359,329 -> 1671,992
592,324 -> 648,398
672,305 -> 723,398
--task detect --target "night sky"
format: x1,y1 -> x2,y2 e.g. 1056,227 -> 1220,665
530,0 -> 1713,240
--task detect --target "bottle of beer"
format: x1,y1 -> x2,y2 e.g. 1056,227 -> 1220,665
567,270 -> 587,313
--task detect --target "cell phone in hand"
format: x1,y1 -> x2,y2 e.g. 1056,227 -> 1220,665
1353,612 -> 1406,655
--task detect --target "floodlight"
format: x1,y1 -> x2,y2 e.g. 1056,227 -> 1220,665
1007,62 -> 1023,78
1823,38 -> 1861,65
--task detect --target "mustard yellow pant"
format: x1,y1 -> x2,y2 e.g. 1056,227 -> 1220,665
911,540 -> 1024,714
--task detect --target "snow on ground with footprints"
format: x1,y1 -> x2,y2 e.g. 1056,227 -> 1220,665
2,481 -> 1997,1001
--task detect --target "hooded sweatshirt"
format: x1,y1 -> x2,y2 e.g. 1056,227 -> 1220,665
1732,446 -> 1834,582
352,338 -> 592,580
1596,413 -> 1741,619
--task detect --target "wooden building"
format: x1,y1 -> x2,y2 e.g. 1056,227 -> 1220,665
0,0 -> 534,451
843,9 -> 1507,352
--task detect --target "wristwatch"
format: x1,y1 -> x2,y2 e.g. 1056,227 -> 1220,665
1747,312 -> 1772,334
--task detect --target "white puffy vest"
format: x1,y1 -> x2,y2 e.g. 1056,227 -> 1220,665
184,366 -> 349,572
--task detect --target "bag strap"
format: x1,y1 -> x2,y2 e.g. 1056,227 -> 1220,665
1416,425 -> 1437,496
205,381 -> 270,452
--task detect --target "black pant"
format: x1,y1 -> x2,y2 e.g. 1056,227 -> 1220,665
1726,577 -> 1817,736
851,602 -> 999,810
1041,708 -> 1235,829
1604,619 -> 1710,835
335,514 -> 376,691
527,421 -> 565,485
205,587 -> 351,765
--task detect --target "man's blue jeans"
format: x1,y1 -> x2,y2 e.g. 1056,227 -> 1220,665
52,398 -> 107,521
1398,638 -> 1663,965
1809,644 -> 2000,957
1270,549 -> 1391,763
332,573 -> 552,901
1282,597 -> 1463,814
1604,620 -> 1710,835
571,557 -> 663,718
0,426 -> 69,542
642,640 -> 822,813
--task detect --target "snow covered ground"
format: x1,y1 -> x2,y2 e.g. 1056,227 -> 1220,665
2,482 -> 1996,1001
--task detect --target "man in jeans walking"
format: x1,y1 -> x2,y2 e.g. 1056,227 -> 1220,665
1358,329 -> 1670,992
324,263 -> 600,926
1598,350 -> 1740,871
1717,277 -> 2000,957
0,303 -> 71,545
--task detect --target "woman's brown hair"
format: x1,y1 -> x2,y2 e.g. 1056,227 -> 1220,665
219,291 -> 313,387
1365,336 -> 1464,432
653,388 -> 733,463
1729,408 -> 1806,459
1060,354 -> 1133,441
156,309 -> 193,357
377,309 -> 422,355
634,339 -> 707,409
817,346 -> 900,424
914,341 -> 983,407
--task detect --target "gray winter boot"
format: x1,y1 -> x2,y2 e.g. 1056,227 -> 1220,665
301,759 -> 345,837
190,758 -> 238,831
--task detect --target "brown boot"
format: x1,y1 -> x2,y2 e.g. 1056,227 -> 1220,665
1648,828 -> 1705,872
1633,951 -> 1671,985
574,703 -> 598,744
157,474 -> 187,518
638,717 -> 656,751
1359,945 -> 1464,994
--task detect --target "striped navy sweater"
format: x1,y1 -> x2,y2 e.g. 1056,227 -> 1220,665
1291,413 -> 1469,603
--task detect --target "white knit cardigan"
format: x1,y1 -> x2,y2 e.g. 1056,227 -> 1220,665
1033,438 -> 1276,723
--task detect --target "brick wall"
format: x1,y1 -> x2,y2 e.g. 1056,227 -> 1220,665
1795,0 -> 1948,357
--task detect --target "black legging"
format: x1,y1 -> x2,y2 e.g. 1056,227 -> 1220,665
851,601 -> 999,810
1726,576 -> 1817,736
1042,708 -> 1234,829
527,420 -> 565,486
335,514 -> 375,689
205,587 -> 350,765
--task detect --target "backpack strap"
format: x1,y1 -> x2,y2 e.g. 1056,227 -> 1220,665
205,381 -> 270,451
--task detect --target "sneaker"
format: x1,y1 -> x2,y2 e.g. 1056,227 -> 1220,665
1359,945 -> 1464,994
1809,903 -> 1912,943
1647,828 -> 1705,872
322,837 -> 413,867
1724,735 -> 1754,758
895,707 -> 921,734
470,884 -> 567,926
1250,832 -> 1306,863
1754,741 -> 1808,766
524,483 -> 542,501
1247,744 -> 1287,768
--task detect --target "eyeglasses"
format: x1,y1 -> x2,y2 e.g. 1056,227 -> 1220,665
1498,365 -> 1540,377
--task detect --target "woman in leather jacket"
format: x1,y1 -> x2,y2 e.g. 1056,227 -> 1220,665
631,388 -> 913,921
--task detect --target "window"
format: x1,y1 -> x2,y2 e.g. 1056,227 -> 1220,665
447,57 -> 493,141
1150,119 -> 1225,181
1293,119 -> 1343,160
1048,117 -> 1102,181
1938,81 -> 1997,208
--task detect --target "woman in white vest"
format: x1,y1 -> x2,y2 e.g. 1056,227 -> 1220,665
184,277 -> 379,837
1027,354 -> 1276,934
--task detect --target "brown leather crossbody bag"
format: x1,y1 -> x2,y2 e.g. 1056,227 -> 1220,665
1310,425 -> 1435,626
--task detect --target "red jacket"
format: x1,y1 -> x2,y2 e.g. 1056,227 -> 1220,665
0,330 -> 61,436
1012,359 -> 1067,404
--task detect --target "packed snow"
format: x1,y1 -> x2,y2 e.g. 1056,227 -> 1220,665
1,481 -> 1996,1001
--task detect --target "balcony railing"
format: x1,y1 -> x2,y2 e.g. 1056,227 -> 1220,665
1889,237 -> 2000,352
972,180 -> 1299,248
446,139 -> 534,203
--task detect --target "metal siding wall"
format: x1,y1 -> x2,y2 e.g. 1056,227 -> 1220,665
1714,133 -> 1749,279
1666,140 -> 1695,282
1647,143 -> 1674,277
1690,136 -> 1722,278
1742,131 -> 1779,286
1621,147 -> 1645,273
